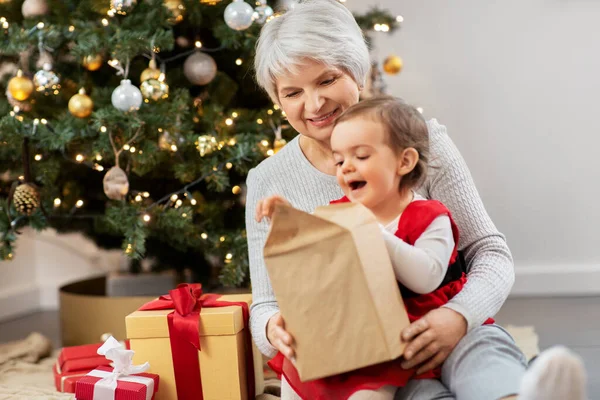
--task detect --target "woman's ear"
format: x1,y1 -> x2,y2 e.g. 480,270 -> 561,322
397,148 -> 419,176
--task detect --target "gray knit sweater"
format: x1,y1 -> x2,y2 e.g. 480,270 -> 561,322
245,119 -> 515,358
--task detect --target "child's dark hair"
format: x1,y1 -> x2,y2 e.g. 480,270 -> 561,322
334,95 -> 429,193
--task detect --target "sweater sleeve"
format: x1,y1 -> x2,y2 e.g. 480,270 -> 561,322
380,215 -> 454,294
426,121 -> 515,330
245,168 -> 280,358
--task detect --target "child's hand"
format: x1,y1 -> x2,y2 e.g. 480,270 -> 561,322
267,312 -> 296,362
255,195 -> 291,222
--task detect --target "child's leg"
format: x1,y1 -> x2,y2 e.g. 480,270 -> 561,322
440,324 -> 527,400
347,385 -> 396,400
519,346 -> 587,400
280,377 -> 302,400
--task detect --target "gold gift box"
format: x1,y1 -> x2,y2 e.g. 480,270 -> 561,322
126,293 -> 264,400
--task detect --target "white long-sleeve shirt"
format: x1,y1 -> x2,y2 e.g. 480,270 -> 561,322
245,119 -> 515,358
380,194 -> 455,295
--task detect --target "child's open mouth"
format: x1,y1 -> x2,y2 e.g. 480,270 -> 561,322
349,181 -> 367,191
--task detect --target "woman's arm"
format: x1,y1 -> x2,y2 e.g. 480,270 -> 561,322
426,120 -> 515,330
380,215 -> 454,294
245,169 -> 280,358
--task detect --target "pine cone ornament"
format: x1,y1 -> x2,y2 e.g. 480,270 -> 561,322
13,183 -> 40,216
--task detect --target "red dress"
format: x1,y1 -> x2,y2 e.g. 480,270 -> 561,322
268,197 -> 494,400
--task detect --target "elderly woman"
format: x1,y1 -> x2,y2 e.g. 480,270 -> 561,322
246,1 -> 585,399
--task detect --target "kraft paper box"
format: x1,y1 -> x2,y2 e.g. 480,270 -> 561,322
125,293 -> 264,400
264,202 -> 410,381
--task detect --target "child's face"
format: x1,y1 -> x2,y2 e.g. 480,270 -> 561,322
331,118 -> 404,213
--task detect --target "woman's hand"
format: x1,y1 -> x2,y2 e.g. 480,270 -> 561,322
267,312 -> 296,361
255,195 -> 291,222
400,307 -> 467,374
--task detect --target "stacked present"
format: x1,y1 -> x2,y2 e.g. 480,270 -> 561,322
74,336 -> 159,400
53,342 -> 115,393
125,284 -> 264,400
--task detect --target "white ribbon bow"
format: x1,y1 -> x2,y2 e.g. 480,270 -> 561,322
91,336 -> 153,400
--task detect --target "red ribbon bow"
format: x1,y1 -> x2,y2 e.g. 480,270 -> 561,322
139,284 -> 255,400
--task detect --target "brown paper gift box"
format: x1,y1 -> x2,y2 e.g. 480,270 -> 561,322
125,293 -> 264,400
264,202 -> 410,382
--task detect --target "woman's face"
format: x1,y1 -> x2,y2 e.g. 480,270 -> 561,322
276,59 -> 361,146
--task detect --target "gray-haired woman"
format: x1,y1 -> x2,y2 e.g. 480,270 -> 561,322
246,1 -> 586,399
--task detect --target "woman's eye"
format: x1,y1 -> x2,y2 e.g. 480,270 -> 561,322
284,91 -> 301,98
321,78 -> 335,86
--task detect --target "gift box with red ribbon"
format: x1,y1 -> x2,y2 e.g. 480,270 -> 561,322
53,364 -> 93,393
54,340 -> 133,393
55,342 -> 112,376
125,284 -> 264,400
75,365 -> 159,400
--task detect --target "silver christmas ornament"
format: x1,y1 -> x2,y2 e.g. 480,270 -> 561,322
22,0 -> 49,18
224,0 -> 254,31
33,63 -> 59,91
111,79 -> 142,112
111,0 -> 137,13
276,0 -> 298,12
183,52 -> 217,86
253,3 -> 273,25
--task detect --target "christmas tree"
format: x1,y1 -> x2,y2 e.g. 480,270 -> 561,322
0,0 -> 400,288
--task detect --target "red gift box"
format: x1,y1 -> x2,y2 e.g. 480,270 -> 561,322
55,341 -> 131,374
53,364 -> 93,393
75,365 -> 159,400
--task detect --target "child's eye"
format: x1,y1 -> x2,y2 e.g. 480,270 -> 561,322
335,160 -> 344,167
357,155 -> 370,160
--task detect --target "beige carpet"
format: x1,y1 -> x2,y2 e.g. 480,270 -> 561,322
0,327 -> 539,400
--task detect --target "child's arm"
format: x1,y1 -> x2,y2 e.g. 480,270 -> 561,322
255,195 -> 291,223
380,215 -> 455,294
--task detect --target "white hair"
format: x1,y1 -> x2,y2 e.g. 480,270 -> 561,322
254,0 -> 370,104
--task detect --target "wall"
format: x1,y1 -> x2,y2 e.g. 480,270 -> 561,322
348,0 -> 600,295
0,228 -> 122,320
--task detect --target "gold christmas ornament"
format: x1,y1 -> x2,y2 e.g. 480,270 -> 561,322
158,130 -> 174,151
82,54 -> 103,71
5,89 -> 32,111
21,0 -> 49,18
103,166 -> 129,200
140,59 -> 160,82
13,183 -> 40,216
68,88 -> 94,118
164,0 -> 185,23
200,0 -> 222,4
383,55 -> 403,75
273,137 -> 287,154
197,135 -> 218,157
140,78 -> 169,102
8,70 -> 34,101
158,130 -> 184,151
